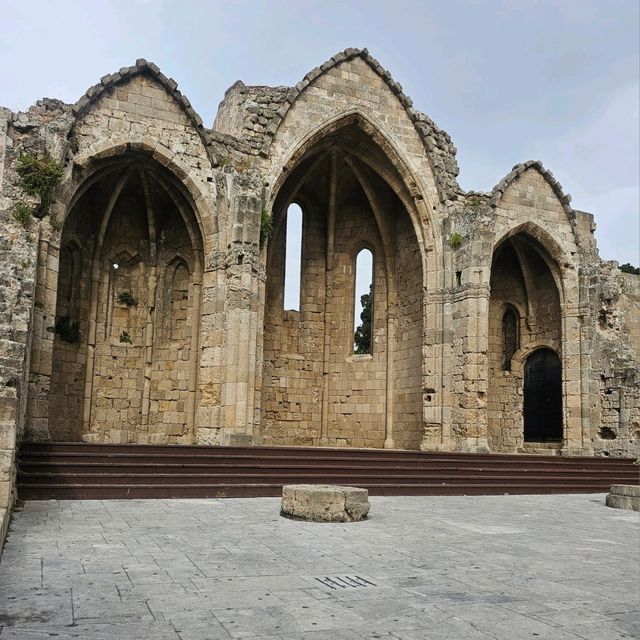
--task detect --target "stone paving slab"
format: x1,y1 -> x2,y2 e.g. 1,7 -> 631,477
0,494 -> 638,640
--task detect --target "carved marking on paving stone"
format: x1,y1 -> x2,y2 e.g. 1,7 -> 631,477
314,575 -> 377,590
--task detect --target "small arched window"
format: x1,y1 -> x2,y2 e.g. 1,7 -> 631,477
353,248 -> 373,354
502,306 -> 519,371
283,203 -> 303,311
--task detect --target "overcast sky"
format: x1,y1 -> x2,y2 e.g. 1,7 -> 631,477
1,0 -> 638,265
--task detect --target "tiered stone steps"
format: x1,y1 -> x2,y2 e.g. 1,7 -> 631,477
17,443 -> 639,500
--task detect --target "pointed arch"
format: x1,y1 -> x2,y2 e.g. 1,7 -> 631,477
67,59 -> 216,166
259,47 -> 460,202
43,153 -> 204,444
270,110 -> 438,270
262,112 -> 425,451
492,221 -> 575,303
490,160 -> 574,218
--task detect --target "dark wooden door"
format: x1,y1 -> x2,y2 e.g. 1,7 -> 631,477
524,348 -> 563,442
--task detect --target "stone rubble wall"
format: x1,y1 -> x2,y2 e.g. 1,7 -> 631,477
588,264 -> 640,456
0,99 -> 73,550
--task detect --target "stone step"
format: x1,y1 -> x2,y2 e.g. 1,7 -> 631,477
17,442 -> 639,500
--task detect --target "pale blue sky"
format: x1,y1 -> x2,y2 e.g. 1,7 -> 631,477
1,0 -> 638,265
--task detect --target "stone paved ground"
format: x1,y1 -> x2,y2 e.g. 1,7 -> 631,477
0,494 -> 638,640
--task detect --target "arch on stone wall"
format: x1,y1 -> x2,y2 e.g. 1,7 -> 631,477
260,47 -> 460,203
487,230 -> 564,453
66,59 -> 216,166
490,161 -> 580,249
55,139 -> 208,242
261,116 -> 425,450
270,111 -> 437,281
492,221 -> 575,306
46,151 -> 204,444
490,161 -> 574,217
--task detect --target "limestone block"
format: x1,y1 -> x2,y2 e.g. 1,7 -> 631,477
606,484 -> 640,512
0,425 -> 16,450
0,481 -> 10,508
281,484 -> 369,522
0,450 -> 12,480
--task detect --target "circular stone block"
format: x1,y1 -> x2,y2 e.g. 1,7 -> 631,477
281,484 -> 370,522
606,484 -> 640,512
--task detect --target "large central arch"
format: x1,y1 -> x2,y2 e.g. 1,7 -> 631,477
47,152 -> 204,444
261,119 -> 427,449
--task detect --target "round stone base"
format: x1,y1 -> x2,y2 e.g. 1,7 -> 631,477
606,484 -> 640,512
281,484 -> 370,522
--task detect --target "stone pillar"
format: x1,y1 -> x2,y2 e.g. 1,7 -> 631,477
421,257 -> 447,450
562,303 -> 585,455
220,193 -> 263,445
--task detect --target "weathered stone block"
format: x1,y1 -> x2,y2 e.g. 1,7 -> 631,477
281,484 -> 369,522
606,484 -> 640,512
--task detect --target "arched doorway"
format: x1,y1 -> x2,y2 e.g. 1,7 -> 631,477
487,232 -> 563,451
48,153 -> 204,444
262,122 -> 425,449
523,348 -> 562,442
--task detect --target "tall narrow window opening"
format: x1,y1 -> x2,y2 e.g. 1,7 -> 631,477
283,203 -> 302,311
502,306 -> 519,371
353,248 -> 373,354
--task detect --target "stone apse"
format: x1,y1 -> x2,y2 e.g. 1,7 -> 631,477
1,48 -> 639,511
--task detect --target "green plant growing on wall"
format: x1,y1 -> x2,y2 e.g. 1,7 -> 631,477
119,331 -> 133,344
117,290 -> 138,306
54,315 -> 80,344
260,207 -> 273,248
12,203 -> 32,227
468,195 -> 483,208
449,232 -> 463,249
16,151 -> 63,219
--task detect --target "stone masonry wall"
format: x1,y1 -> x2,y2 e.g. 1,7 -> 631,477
0,50 -> 639,561
588,264 -> 640,457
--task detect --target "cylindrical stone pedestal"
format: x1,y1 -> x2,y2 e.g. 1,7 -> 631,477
606,484 -> 640,512
281,484 -> 370,522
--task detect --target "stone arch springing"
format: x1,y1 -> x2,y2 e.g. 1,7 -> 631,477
262,117 -> 425,450
45,152 -> 204,444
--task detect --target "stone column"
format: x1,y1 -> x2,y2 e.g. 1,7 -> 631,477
220,193 -> 263,445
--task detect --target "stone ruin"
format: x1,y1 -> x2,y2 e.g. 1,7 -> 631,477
1,48 -> 639,544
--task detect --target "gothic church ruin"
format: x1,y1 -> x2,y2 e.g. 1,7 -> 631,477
1,49 -> 639,541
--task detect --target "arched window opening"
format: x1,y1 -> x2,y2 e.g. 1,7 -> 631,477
161,258 -> 191,343
502,306 -> 519,371
353,248 -> 373,354
283,203 -> 302,311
